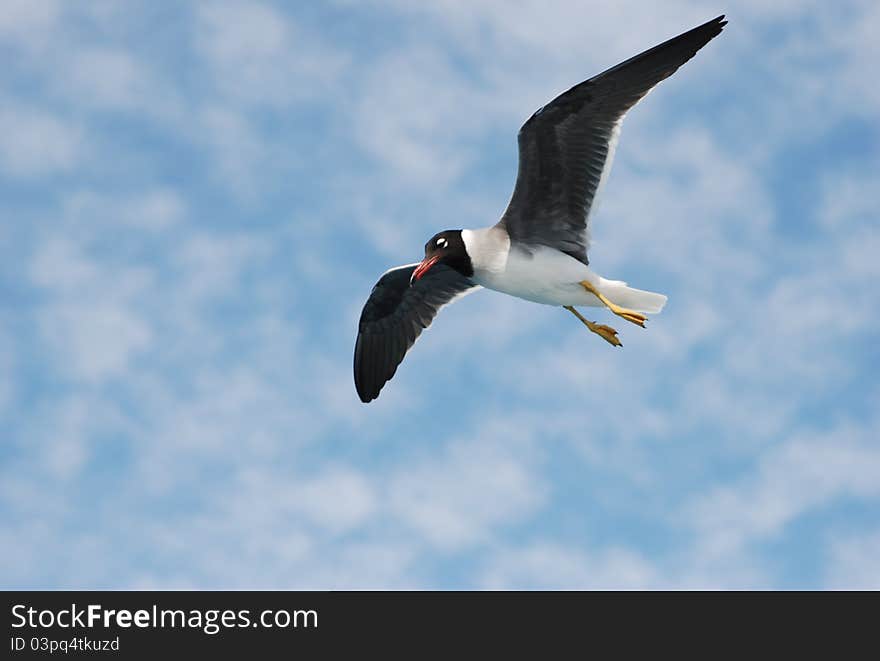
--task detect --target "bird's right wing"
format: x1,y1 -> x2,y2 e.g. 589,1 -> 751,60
354,263 -> 480,403
497,15 -> 727,265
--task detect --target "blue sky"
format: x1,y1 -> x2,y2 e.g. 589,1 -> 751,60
2,0 -> 878,589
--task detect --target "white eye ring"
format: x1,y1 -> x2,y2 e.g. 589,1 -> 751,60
436,238 -> 447,247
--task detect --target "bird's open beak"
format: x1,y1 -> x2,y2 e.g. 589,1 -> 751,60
411,255 -> 440,283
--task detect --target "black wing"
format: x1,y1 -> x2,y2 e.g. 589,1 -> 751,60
354,263 -> 480,403
498,15 -> 727,264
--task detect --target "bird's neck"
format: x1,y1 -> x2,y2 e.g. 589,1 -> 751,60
461,227 -> 510,275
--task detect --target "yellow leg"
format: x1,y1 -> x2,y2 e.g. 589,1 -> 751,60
578,280 -> 647,328
564,306 -> 622,347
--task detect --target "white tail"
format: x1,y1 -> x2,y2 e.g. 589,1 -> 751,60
598,278 -> 667,314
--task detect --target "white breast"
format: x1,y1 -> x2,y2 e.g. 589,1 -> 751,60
462,227 -> 596,306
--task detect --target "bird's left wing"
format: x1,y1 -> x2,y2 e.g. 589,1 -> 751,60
498,15 -> 727,264
354,263 -> 480,403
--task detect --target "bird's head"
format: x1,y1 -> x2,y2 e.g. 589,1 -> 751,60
411,230 -> 473,283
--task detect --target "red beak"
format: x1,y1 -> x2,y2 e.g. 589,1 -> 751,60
411,255 -> 440,283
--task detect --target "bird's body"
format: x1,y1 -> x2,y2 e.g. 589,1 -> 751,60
354,16 -> 727,402
462,227 -> 666,312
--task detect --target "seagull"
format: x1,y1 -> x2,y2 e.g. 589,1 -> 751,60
354,15 -> 727,403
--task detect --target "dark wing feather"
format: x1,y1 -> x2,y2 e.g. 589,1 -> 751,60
498,15 -> 727,264
354,263 -> 479,402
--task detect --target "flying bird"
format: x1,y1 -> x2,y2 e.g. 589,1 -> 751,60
354,16 -> 727,402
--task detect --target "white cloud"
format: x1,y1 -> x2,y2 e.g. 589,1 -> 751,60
0,331 -> 13,416
194,107 -> 270,196
819,170 -> 878,233
825,530 -> 880,589
241,466 -> 379,535
29,236 -> 98,291
39,300 -> 153,383
481,542 -> 660,589
353,46 -> 484,188
106,464 -> 406,588
66,48 -> 142,108
379,0 -> 714,64
0,105 -> 83,177
57,46 -> 183,120
30,236 -> 154,383
298,542 -> 419,589
594,123 -> 771,283
389,424 -> 547,550
171,231 -> 271,301
686,419 -> 880,559
194,0 -> 346,108
27,397 -> 93,479
0,0 -> 59,43
64,188 -> 186,231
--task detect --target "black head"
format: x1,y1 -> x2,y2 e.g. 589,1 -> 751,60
411,230 -> 473,282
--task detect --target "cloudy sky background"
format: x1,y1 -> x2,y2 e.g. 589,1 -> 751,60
2,0 -> 878,588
